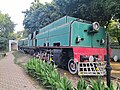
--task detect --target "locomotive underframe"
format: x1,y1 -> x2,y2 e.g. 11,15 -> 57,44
18,46 -> 107,76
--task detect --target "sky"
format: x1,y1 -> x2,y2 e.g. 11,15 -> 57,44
0,0 -> 52,33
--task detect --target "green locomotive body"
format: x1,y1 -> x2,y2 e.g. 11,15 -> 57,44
18,16 -> 114,76
30,16 -> 106,48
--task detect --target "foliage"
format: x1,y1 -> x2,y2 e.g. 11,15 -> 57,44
0,36 -> 7,50
76,78 -> 88,90
23,0 -> 60,34
22,0 -> 120,47
25,58 -> 120,90
25,58 -> 73,90
23,0 -> 120,34
117,82 -> 120,90
107,19 -> 120,45
15,30 -> 28,40
0,11 -> 15,50
90,77 -> 120,90
56,76 -> 73,90
90,78 -> 106,90
0,11 -> 15,37
107,83 -> 114,90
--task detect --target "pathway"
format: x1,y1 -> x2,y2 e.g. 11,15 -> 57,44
0,52 -> 37,90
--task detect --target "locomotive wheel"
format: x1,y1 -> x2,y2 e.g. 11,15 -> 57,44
68,59 -> 78,74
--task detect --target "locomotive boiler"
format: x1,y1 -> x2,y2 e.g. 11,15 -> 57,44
18,16 -> 117,76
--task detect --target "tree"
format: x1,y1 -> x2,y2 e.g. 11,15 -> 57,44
0,36 -> 7,50
54,0 -> 120,25
0,11 -> 15,50
107,19 -> 120,45
0,12 -> 15,37
23,0 -> 60,34
23,0 -> 120,42
15,30 -> 28,40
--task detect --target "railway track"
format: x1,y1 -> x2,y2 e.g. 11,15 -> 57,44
111,76 -> 120,82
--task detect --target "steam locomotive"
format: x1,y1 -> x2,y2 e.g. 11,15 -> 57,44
18,16 -> 117,76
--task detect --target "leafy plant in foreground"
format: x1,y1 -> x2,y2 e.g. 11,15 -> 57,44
77,78 -> 88,90
90,77 -> 105,90
25,58 -> 73,90
116,82 -> 120,90
25,58 -> 120,90
56,76 -> 73,90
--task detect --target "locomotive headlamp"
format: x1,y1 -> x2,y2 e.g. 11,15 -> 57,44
113,55 -> 118,62
92,22 -> 100,31
100,39 -> 105,45
101,39 -> 105,43
89,56 -> 94,62
76,36 -> 81,43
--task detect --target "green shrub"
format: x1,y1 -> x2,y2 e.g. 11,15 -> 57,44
25,58 -> 73,90
77,78 -> 88,90
56,76 -> 73,90
25,58 -> 120,90
90,77 -> 120,90
107,82 -> 114,90
117,82 -> 120,90
90,78 -> 105,90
